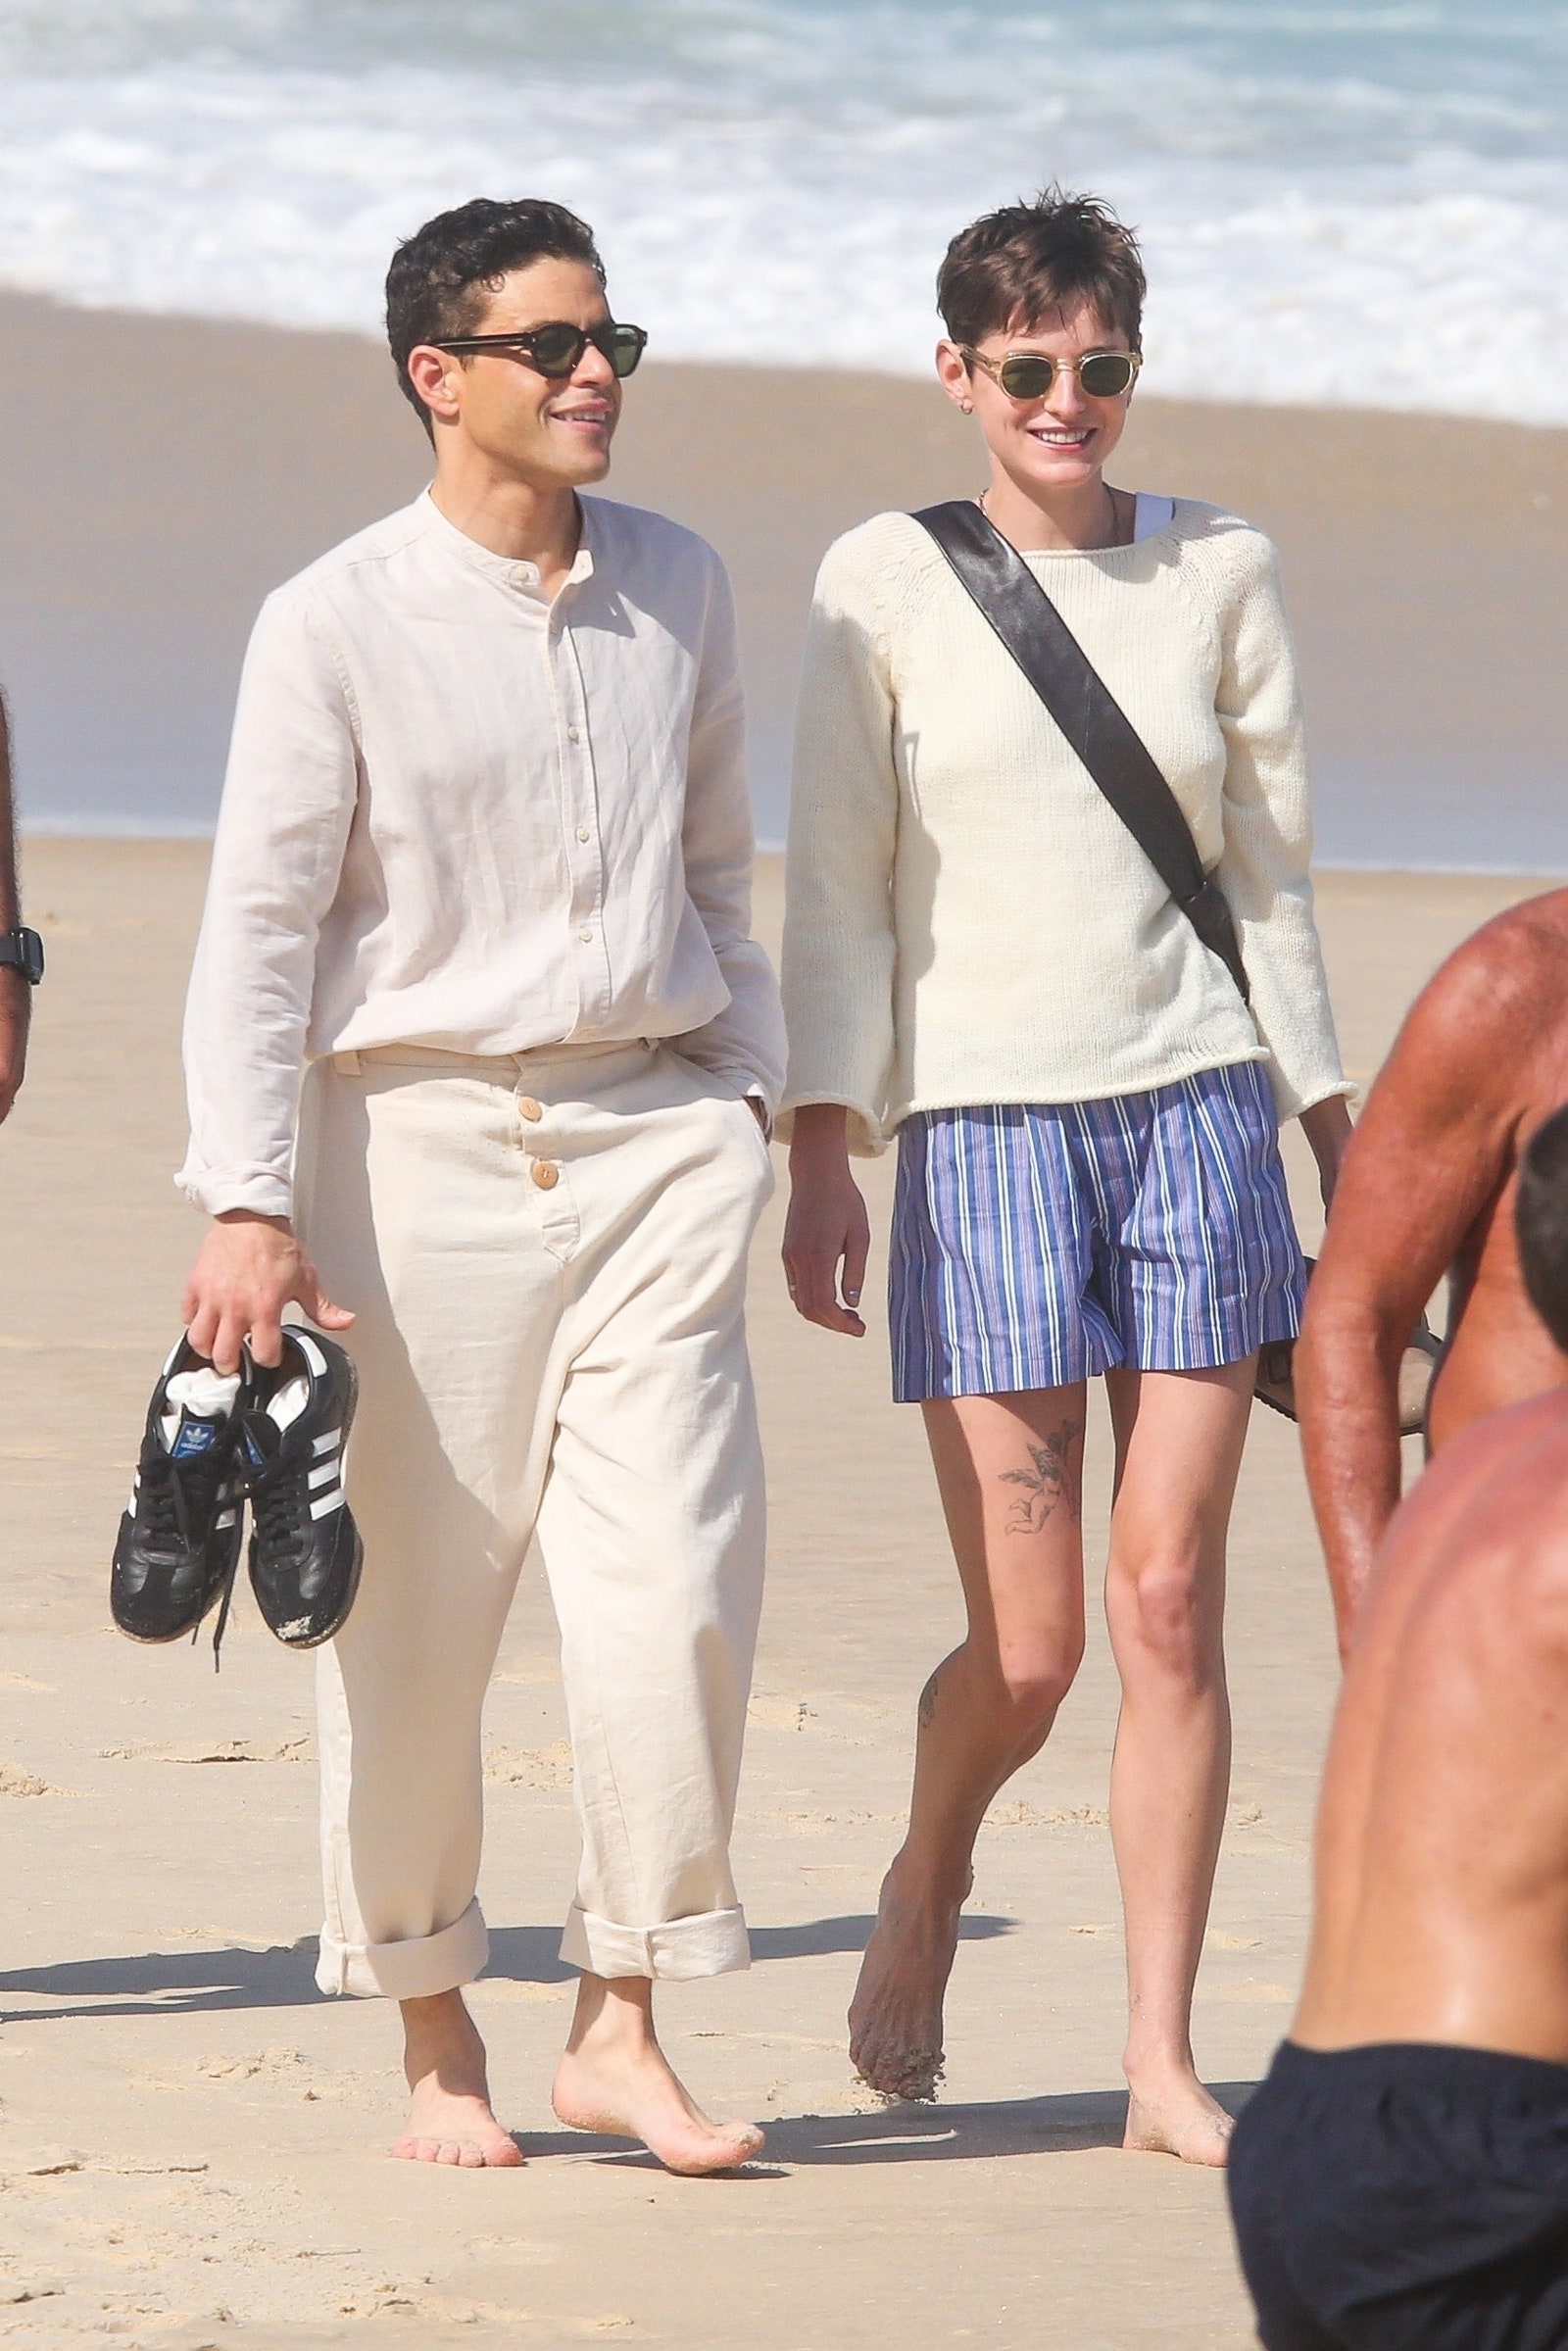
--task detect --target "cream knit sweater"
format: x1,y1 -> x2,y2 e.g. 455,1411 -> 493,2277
779,500 -> 1350,1154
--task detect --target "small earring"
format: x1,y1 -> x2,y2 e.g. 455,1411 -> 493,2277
959,401 -> 973,414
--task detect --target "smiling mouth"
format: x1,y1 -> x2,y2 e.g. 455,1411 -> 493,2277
1029,425 -> 1096,445
551,407 -> 611,426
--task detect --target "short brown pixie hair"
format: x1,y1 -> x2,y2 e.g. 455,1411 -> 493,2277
937,188 -> 1146,352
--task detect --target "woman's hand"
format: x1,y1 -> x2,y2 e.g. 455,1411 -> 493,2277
1300,1094 -> 1354,1215
783,1103 -> 870,1337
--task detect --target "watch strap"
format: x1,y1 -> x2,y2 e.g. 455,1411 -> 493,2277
0,928 -> 45,985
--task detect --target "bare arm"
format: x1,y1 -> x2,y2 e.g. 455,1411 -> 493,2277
1297,943 -> 1526,1656
0,694 -> 29,1123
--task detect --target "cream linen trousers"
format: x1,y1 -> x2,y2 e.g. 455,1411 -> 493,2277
292,1038 -> 774,1999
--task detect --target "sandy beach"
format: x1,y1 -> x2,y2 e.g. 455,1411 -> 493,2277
0,831 -> 1557,2350
0,280 -> 1564,2350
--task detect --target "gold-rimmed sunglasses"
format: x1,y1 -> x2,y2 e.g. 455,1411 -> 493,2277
431,318 -> 649,379
962,346 -> 1142,401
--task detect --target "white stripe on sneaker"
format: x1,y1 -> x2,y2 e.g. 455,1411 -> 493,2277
309,1489 -> 344,1520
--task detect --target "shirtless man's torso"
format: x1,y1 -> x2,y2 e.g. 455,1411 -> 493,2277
1230,1121 -> 1568,2345
1296,888 -> 1568,1652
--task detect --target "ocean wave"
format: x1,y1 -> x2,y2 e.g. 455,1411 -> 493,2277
2,0 -> 1568,420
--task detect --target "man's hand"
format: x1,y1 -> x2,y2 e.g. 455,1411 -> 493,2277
0,966 -> 29,1124
782,1103 -> 870,1337
182,1211 -> 355,1375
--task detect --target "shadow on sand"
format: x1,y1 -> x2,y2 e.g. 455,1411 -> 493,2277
0,1912 -> 1014,2025
514,2081 -> 1259,2168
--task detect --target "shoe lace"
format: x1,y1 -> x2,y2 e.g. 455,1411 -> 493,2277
245,1452 -> 312,1565
138,1445 -> 224,1550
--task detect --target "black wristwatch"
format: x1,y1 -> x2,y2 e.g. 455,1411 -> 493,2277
0,928 -> 44,986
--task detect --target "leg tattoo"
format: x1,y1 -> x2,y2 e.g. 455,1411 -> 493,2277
999,1420 -> 1082,1535
917,1666 -> 941,1731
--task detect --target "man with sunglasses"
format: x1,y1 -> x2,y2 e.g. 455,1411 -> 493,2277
176,197 -> 784,2174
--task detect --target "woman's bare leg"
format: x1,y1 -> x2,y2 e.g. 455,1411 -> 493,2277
849,1385 -> 1088,2098
1102,1358 -> 1254,2166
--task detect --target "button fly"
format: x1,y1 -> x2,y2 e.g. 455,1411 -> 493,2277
531,1158 -> 561,1190
517,1096 -> 542,1122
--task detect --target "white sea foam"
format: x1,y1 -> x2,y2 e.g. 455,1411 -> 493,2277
1,0 -> 1568,421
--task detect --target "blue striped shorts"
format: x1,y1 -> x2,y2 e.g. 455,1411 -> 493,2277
889,1061 -> 1307,1403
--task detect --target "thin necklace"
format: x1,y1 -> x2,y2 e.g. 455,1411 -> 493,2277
978,483 -> 1125,546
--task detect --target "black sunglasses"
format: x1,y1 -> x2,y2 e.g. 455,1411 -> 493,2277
963,346 -> 1142,401
430,318 -> 649,379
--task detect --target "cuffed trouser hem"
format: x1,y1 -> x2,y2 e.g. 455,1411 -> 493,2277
315,1895 -> 490,1999
559,1901 -> 751,1981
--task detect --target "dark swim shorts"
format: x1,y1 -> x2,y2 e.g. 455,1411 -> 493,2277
1228,2039 -> 1568,2350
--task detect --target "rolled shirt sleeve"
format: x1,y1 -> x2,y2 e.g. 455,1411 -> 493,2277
177,591 -> 358,1218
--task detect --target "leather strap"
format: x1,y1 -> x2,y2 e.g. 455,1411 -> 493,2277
911,500 -> 1250,1004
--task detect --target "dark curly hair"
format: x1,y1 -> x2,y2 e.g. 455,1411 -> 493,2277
937,187 -> 1145,353
1517,1103 -> 1568,1353
385,197 -> 606,437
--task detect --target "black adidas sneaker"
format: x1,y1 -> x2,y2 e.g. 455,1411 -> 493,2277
112,1337 -> 245,1643
236,1327 -> 363,1648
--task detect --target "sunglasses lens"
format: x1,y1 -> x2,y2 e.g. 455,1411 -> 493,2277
1079,354 -> 1135,397
996,355 -> 1055,400
608,324 -> 647,378
528,323 -> 586,375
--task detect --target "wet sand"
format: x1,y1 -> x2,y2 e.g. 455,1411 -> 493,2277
2,291 -> 1566,860
0,840 -> 1555,2350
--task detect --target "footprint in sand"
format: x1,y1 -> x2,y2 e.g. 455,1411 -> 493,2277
483,1740 -> 573,1789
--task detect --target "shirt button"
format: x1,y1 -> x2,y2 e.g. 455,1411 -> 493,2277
517,1096 -> 542,1122
576,825 -> 592,843
531,1158 -> 560,1190
567,725 -> 581,744
578,925 -> 593,943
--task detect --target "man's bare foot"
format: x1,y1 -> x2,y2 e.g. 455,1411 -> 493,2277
1123,2064 -> 1235,2167
552,1974 -> 762,2177
848,1860 -> 971,2101
393,1989 -> 523,2168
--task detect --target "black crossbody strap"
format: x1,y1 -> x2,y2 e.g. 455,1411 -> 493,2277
912,499 -> 1250,1004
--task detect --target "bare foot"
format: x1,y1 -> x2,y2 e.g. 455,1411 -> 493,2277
392,1989 -> 523,2169
1123,2066 -> 1235,2167
552,1974 -> 763,2177
847,1861 -> 970,2101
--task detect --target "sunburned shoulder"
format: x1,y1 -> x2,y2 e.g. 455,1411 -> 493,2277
1394,1385 -> 1568,1592
1397,889 -> 1568,1070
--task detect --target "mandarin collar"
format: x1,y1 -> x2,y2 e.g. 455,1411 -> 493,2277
416,489 -> 597,600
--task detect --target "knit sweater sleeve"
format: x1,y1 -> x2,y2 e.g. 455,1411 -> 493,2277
778,525 -> 901,1154
1210,528 -> 1353,1122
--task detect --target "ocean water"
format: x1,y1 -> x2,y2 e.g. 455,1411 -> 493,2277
2,0 -> 1568,421
2,3 -> 1566,860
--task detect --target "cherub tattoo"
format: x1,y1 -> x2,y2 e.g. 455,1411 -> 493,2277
999,1421 -> 1082,1535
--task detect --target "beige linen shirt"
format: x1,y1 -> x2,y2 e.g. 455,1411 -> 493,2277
179,491 -> 785,1218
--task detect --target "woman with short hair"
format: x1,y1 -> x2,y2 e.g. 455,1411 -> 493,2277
779,189 -> 1351,2164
